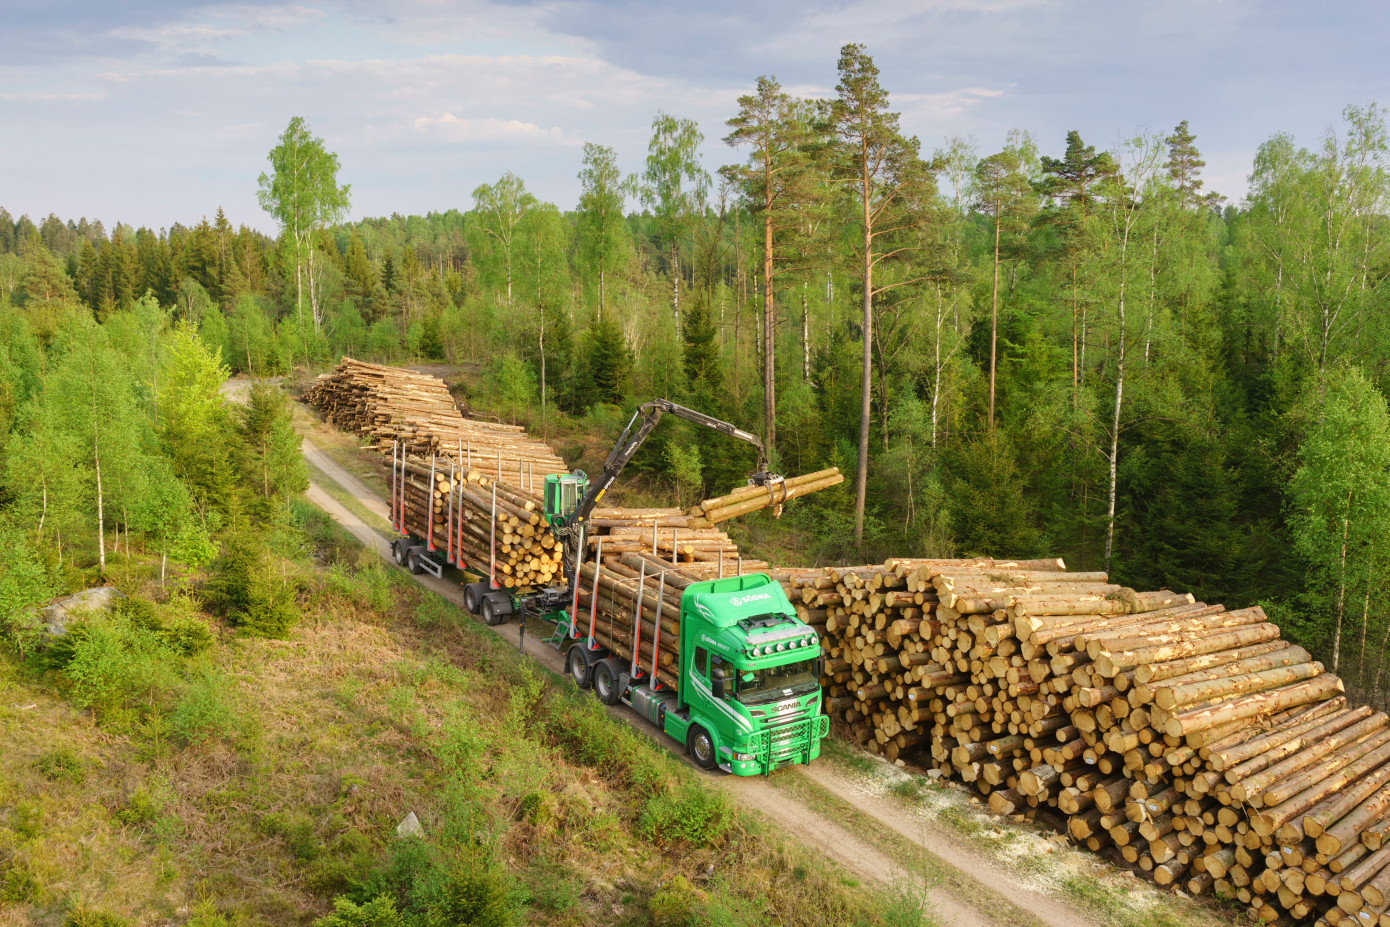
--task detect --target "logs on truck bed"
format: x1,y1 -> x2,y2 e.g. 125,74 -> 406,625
792,556 -> 1386,925
391,450 -> 562,589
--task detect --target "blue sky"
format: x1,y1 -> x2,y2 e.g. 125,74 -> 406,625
2,0 -> 1386,232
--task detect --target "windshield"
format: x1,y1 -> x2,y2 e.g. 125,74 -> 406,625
735,658 -> 819,705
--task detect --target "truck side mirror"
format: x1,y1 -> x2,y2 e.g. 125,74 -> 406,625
712,677 -> 727,699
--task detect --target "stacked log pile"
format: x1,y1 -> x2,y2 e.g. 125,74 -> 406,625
686,468 -> 844,526
393,453 -> 562,589
797,558 -> 1390,926
307,358 -> 568,479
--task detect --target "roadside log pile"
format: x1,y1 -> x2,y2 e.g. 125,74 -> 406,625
686,468 -> 844,526
793,558 -> 1390,926
392,453 -> 562,589
307,358 -> 466,456
307,358 -> 569,480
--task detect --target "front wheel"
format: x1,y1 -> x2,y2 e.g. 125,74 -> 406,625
593,660 -> 622,706
567,646 -> 593,689
689,726 -> 718,771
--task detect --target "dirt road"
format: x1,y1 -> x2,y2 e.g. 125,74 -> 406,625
297,434 -> 1113,927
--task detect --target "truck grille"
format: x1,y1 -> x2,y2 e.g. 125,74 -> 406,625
753,715 -> 829,769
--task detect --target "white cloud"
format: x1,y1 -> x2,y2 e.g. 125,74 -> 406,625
413,113 -> 581,146
897,87 -> 1006,119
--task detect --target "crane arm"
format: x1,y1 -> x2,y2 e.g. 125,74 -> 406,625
541,399 -> 774,610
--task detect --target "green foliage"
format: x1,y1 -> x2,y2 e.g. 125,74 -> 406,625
59,614 -> 179,724
169,668 -> 238,744
314,895 -> 405,927
638,783 -> 733,848
35,746 -> 87,783
204,528 -> 301,638
239,380 -> 309,502
429,855 -> 517,927
0,522 -> 56,654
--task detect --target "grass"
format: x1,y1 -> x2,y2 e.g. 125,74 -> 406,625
0,495 -> 938,927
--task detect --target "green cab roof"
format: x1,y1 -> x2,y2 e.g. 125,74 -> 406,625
683,573 -> 795,628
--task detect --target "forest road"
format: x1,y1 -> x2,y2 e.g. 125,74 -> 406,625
299,434 -> 1100,927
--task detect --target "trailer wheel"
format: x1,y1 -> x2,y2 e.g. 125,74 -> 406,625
592,659 -> 621,706
480,596 -> 504,626
567,645 -> 593,689
406,548 -> 424,575
392,540 -> 409,568
462,582 -> 486,615
688,726 -> 718,771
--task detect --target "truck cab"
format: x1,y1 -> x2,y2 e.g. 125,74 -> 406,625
661,573 -> 828,775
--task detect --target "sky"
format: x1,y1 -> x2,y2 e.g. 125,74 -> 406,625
2,0 -> 1387,234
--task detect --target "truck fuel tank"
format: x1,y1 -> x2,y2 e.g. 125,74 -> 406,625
631,684 -> 678,727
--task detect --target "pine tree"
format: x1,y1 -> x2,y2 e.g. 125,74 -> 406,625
682,295 -> 722,394
1165,120 -> 1207,211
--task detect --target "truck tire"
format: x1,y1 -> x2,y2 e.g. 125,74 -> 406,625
392,540 -> 409,568
462,582 -> 487,615
592,659 -> 622,706
406,548 -> 424,575
688,726 -> 718,771
567,645 -> 593,689
480,595 -> 504,626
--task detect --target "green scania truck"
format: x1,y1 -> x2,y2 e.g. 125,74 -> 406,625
567,569 -> 829,776
390,398 -> 829,776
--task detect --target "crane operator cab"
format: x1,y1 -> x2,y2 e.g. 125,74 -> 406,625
543,472 -> 589,529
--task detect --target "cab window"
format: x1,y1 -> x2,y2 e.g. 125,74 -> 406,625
693,646 -> 709,679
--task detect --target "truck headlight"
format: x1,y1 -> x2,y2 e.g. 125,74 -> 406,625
734,752 -> 756,762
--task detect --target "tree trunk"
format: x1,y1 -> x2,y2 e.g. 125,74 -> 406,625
1359,550 -> 1374,693
1335,488 -> 1352,674
989,198 -> 1000,430
1104,253 -> 1127,572
763,181 -> 776,454
671,241 -> 680,329
802,281 -> 810,381
854,147 -> 873,549
307,241 -> 320,332
1071,264 -> 1079,409
598,267 -> 605,323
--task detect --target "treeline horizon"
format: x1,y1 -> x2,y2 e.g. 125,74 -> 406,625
3,44 -> 1389,704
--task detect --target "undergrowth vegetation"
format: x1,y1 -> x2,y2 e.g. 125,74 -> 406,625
0,497 -> 931,926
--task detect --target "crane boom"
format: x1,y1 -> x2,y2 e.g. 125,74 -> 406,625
534,398 -> 775,611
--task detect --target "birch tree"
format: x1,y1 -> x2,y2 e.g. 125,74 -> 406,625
471,172 -> 536,308
257,117 -> 351,333
640,112 -> 710,330
577,143 -> 635,322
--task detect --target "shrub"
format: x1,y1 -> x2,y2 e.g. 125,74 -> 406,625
649,875 -> 703,927
60,616 -> 178,725
313,894 -> 405,927
429,856 -> 516,927
350,837 -> 447,914
637,784 -> 733,848
35,747 -> 86,783
205,530 -> 300,638
0,853 -> 40,903
169,670 -> 238,744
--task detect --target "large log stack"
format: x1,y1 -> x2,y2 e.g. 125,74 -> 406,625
798,558 -> 1390,926
307,358 -> 569,480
